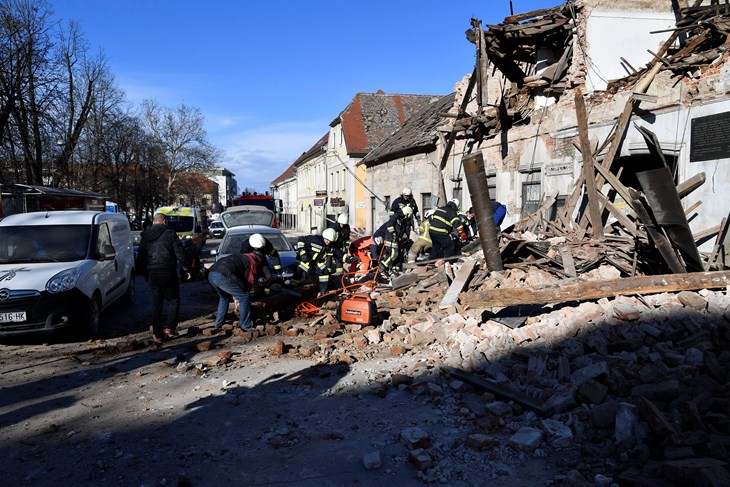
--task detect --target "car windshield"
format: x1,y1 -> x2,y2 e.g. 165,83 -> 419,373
220,232 -> 292,255
165,215 -> 195,233
221,208 -> 274,228
0,225 -> 91,263
211,222 -> 223,229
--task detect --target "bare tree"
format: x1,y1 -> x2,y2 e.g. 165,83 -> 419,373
140,100 -> 219,202
53,19 -> 112,188
0,0 -> 56,185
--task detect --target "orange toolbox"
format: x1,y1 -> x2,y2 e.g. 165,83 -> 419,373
336,294 -> 378,325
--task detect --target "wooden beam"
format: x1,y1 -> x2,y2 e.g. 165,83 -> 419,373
575,88 -> 604,238
446,367 -> 553,416
440,260 -> 477,307
677,172 -> 706,199
460,270 -> 730,308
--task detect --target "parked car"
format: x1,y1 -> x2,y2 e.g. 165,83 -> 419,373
209,220 -> 226,239
0,211 -> 135,338
220,205 -> 276,229
211,225 -> 296,279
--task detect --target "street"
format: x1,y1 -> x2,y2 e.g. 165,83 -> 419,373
0,234 -> 555,486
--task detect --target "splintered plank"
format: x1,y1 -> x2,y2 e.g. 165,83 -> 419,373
440,260 -> 477,308
460,270 -> 730,308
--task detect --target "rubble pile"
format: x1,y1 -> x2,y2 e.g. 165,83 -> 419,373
199,251 -> 720,484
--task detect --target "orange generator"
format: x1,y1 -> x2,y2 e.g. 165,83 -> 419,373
336,295 -> 378,326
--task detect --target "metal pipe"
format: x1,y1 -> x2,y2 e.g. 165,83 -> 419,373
463,152 -> 504,272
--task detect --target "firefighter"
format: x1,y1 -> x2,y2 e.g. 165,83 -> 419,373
389,187 -> 420,236
296,227 -> 340,296
428,199 -> 465,260
407,208 -> 436,263
240,233 -> 282,295
328,212 -> 351,270
374,206 -> 412,276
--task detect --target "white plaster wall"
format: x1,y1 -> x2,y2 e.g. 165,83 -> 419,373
584,9 -> 675,92
365,153 -> 441,233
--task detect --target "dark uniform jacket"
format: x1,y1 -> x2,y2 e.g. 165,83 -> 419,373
209,253 -> 259,291
428,205 -> 464,236
296,235 -> 341,270
136,224 -> 189,276
327,221 -> 351,251
374,212 -> 409,243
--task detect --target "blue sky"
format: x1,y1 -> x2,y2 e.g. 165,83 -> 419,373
50,0 -> 560,194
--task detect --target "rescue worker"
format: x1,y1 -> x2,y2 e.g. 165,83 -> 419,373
491,201 -> 507,228
428,199 -> 465,260
407,208 -> 436,263
347,235 -> 382,282
328,213 -> 351,270
390,187 -> 420,236
373,206 -> 412,276
460,207 -> 478,241
296,228 -> 341,296
240,233 -> 282,295
208,251 -> 264,331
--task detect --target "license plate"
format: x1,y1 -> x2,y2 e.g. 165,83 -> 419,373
0,311 -> 26,323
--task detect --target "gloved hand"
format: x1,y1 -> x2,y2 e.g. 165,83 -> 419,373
299,253 -> 311,263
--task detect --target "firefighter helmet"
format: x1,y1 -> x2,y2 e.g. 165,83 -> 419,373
249,233 -> 266,249
322,228 -> 336,242
337,213 -> 348,225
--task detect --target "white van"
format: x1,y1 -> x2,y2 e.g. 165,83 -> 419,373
0,211 -> 135,337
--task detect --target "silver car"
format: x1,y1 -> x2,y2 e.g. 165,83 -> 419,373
212,225 -> 297,278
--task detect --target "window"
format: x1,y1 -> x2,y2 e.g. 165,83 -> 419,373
96,223 -> 112,256
421,193 -> 432,214
521,182 -> 542,218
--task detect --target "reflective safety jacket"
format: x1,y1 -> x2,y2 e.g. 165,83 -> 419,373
296,234 -> 342,274
428,205 -> 463,236
373,213 -> 409,243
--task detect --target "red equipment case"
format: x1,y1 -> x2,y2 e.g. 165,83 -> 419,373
336,295 -> 378,325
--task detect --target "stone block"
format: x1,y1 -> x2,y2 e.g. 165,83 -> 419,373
540,419 -> 573,448
677,291 -> 708,311
400,427 -> 431,449
363,450 -> 382,470
508,427 -> 544,453
465,433 -> 499,451
407,448 -> 432,470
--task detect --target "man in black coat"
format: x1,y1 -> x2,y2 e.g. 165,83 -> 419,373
135,212 -> 191,345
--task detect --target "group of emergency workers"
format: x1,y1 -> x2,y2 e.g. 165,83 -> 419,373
293,187 -> 507,297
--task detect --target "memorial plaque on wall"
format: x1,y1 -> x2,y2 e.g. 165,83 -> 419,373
690,111 -> 730,162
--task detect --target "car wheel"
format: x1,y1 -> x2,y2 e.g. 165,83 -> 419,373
84,296 -> 101,338
122,273 -> 135,307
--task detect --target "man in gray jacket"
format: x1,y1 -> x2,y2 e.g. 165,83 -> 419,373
135,212 -> 191,345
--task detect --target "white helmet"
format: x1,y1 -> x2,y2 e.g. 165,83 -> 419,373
448,198 -> 460,209
337,213 -> 349,225
425,209 -> 436,219
402,187 -> 412,196
322,228 -> 336,242
373,236 -> 383,246
401,206 -> 413,218
249,233 -> 265,249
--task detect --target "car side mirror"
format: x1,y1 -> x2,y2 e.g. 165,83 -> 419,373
102,244 -> 116,260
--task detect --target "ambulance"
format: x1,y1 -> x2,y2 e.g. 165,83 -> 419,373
155,206 -> 207,255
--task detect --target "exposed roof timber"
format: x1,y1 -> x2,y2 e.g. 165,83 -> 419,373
502,3 -> 568,24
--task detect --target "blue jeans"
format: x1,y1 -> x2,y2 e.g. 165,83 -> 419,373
207,271 -> 252,329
